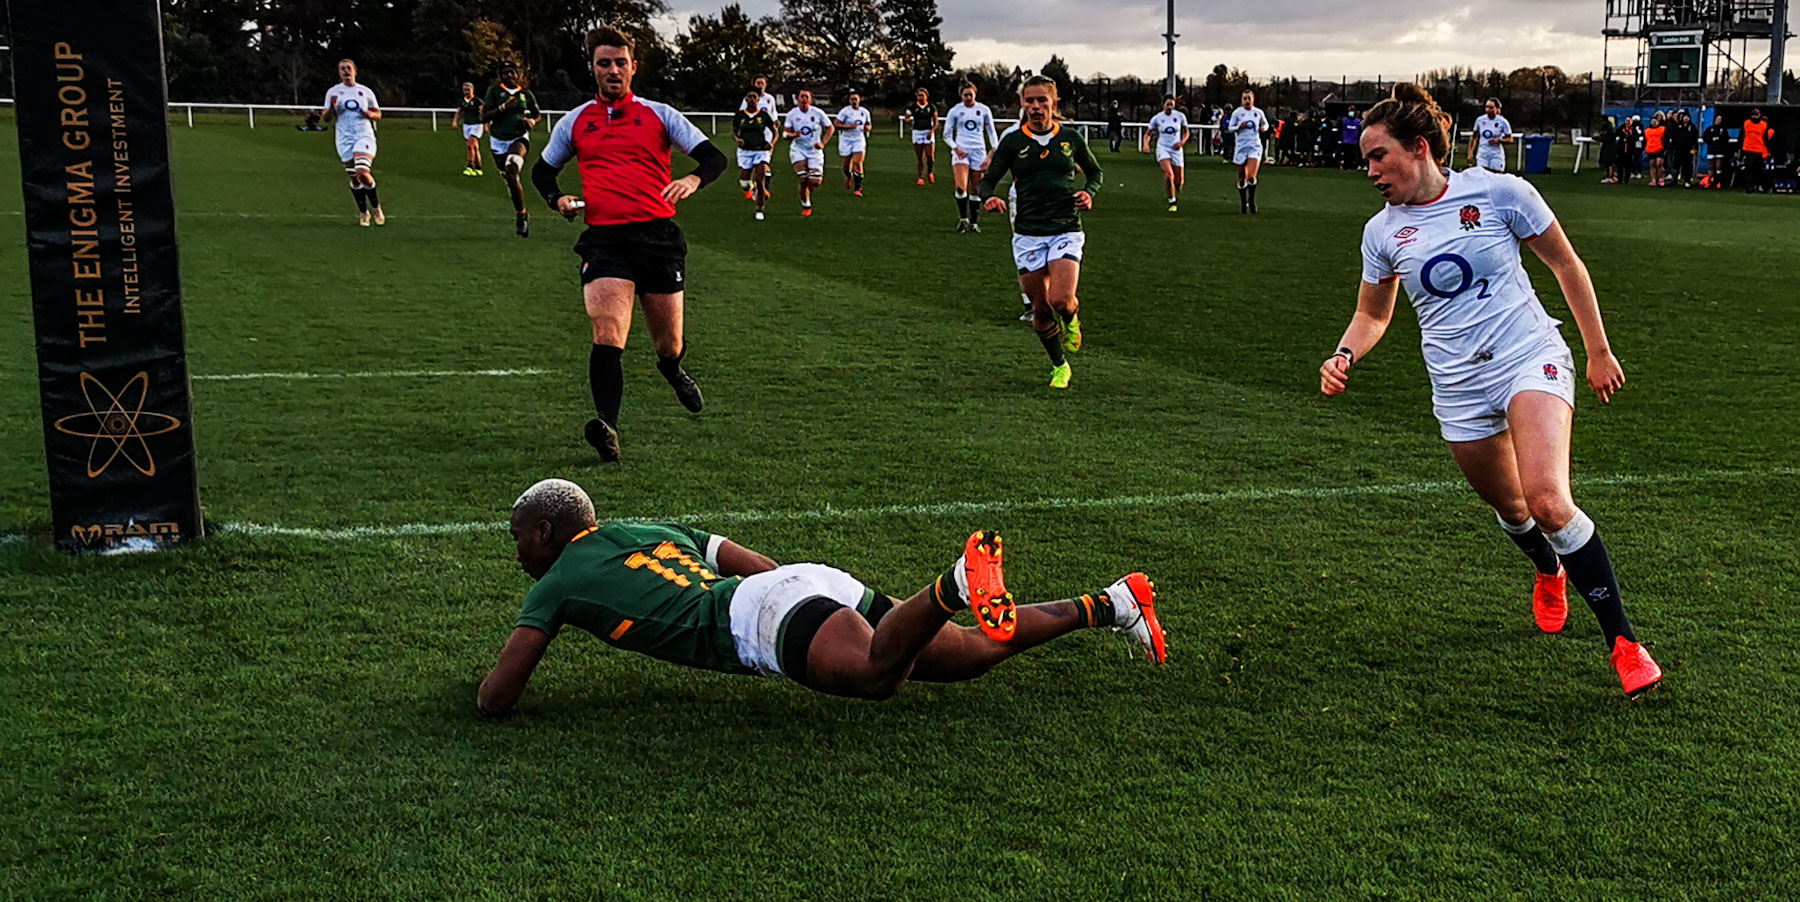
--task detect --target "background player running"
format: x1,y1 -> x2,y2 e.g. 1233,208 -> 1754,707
1141,94 -> 1190,212
1321,83 -> 1661,698
482,61 -> 542,238
905,88 -> 938,185
453,82 -> 485,176
835,91 -> 872,196
978,76 -> 1103,390
1227,88 -> 1269,214
734,87 -> 778,221
530,26 -> 728,462
783,90 -> 833,217
944,83 -> 999,232
320,58 -> 384,226
477,479 -> 1166,714
1467,98 -> 1513,173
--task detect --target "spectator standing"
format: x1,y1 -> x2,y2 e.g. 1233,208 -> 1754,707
1702,113 -> 1734,189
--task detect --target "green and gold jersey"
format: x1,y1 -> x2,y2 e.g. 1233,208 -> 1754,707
734,109 -> 776,151
482,84 -> 541,142
978,123 -> 1104,236
456,96 -> 483,126
515,523 -> 750,675
907,103 -> 937,132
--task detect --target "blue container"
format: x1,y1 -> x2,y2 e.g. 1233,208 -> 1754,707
1523,134 -> 1554,173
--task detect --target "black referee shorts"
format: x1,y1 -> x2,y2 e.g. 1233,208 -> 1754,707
574,219 -> 688,296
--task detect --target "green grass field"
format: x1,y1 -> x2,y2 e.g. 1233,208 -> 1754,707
3,117 -> 1799,900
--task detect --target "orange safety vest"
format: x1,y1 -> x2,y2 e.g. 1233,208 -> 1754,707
1742,120 -> 1771,156
1645,126 -> 1665,153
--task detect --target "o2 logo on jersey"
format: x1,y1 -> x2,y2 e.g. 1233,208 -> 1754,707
1420,252 -> 1495,301
963,120 -> 979,132
1459,205 -> 1482,231
342,99 -> 362,112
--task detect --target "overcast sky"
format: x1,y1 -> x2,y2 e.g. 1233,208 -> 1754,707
656,1 -> 1613,79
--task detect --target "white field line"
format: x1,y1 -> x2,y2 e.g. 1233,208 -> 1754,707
194,368 -> 546,382
201,465 -> 1800,542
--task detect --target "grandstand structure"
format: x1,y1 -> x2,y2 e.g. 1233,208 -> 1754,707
1601,0 -> 1793,106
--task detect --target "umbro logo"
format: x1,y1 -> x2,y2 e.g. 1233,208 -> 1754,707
1394,226 -> 1420,248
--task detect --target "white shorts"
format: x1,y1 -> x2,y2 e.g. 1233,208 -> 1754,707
912,130 -> 935,145
461,124 -> 484,140
728,563 -> 874,677
1232,144 -> 1263,165
790,146 -> 825,173
1432,341 -> 1577,443
490,135 -> 526,156
839,136 -> 866,156
1476,148 -> 1508,172
1156,146 -> 1185,167
336,134 -> 376,162
1012,231 -> 1086,274
952,144 -> 987,170
737,149 -> 772,169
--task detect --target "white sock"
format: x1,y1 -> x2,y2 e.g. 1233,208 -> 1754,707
1496,513 -> 1538,535
952,555 -> 970,604
1544,509 -> 1596,556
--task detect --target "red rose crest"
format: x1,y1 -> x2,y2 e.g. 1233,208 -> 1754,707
1459,205 -> 1481,231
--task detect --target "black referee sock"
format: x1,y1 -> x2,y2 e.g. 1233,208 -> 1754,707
1498,515 -> 1561,575
1546,511 -> 1637,649
655,347 -> 686,382
1034,320 -> 1066,366
589,344 -> 624,429
351,185 -> 368,213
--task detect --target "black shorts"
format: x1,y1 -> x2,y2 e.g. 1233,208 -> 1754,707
575,219 -> 688,295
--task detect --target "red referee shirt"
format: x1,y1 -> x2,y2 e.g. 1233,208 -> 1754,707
542,92 -> 710,226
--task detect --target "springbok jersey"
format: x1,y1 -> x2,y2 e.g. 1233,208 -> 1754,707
324,83 -> 379,140
1359,167 -> 1564,385
1148,110 -> 1189,151
944,101 -> 999,149
784,106 -> 830,147
1226,106 -> 1267,153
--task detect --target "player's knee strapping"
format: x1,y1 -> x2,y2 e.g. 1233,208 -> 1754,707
505,153 -> 524,175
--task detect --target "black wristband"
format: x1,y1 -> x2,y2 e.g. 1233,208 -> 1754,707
1335,346 -> 1356,367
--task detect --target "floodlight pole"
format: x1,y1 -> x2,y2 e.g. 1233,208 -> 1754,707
1164,0 -> 1178,98
1771,0 -> 1790,104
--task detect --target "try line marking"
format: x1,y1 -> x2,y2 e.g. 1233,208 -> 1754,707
205,465 -> 1798,542
194,368 -> 546,382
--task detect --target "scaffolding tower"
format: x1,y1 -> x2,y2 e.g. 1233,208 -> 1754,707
1601,0 -> 1792,107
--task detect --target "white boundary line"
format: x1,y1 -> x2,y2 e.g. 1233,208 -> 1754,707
193,465 -> 1799,542
193,368 -> 546,382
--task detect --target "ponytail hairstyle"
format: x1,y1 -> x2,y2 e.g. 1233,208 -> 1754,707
1363,82 -> 1453,165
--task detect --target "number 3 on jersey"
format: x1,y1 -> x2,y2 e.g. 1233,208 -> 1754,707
1420,252 -> 1494,301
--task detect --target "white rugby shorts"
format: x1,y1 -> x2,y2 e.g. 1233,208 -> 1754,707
953,144 -> 988,170
790,145 -> 825,173
1232,143 -> 1263,165
461,124 -> 484,140
839,136 -> 867,156
1012,231 -> 1086,274
1432,340 -> 1577,443
1476,147 -> 1508,172
729,563 -> 872,677
737,149 -> 772,169
1156,145 -> 1185,167
912,129 -> 935,145
336,134 -> 377,162
490,135 -> 527,156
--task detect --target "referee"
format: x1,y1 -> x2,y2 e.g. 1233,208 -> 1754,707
532,26 -> 728,462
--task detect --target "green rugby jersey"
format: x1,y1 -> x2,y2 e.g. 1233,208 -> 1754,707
734,109 -> 776,151
515,523 -> 751,675
456,96 -> 483,126
482,84 -> 540,142
978,123 -> 1104,236
907,103 -> 937,132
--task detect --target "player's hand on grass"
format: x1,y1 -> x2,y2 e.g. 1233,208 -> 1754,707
1074,191 -> 1093,210
1586,349 -> 1625,403
983,196 -> 1006,214
661,175 -> 702,204
555,196 -> 583,218
1320,353 -> 1351,396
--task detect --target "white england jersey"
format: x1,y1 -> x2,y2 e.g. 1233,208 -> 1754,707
1227,106 -> 1267,154
1148,110 -> 1189,152
757,93 -> 780,143
836,106 -> 871,141
1360,168 -> 1565,385
784,106 -> 830,148
324,83 -> 379,141
1474,114 -> 1513,167
943,102 -> 998,149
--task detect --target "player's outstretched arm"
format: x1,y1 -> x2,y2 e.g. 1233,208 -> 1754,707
1322,278 -> 1398,396
478,626 -> 551,717
1526,222 -> 1624,403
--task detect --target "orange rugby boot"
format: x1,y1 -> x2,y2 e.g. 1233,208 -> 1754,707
963,530 -> 1016,642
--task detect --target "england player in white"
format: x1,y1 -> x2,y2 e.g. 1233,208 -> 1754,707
321,58 -> 384,226
783,90 -> 834,216
835,91 -> 872,195
1140,95 -> 1190,211
1321,84 -> 1661,698
1226,88 -> 1269,213
943,83 -> 1000,233
1468,98 -> 1514,172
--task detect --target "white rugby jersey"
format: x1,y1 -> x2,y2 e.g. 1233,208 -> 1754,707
324,84 -> 380,140
784,106 -> 830,146
1475,114 -> 1513,149
1360,168 -> 1565,384
835,106 -> 872,134
757,92 -> 780,118
1148,110 -> 1189,151
943,101 -> 999,149
1226,106 -> 1267,153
